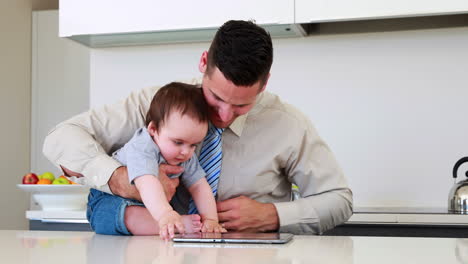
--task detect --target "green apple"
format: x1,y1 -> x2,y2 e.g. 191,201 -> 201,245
52,177 -> 70,185
40,172 -> 55,181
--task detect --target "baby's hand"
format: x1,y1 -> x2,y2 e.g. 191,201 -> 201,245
201,219 -> 227,233
158,210 -> 185,240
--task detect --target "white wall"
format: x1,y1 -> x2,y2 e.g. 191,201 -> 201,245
0,0 -> 32,229
90,24 -> 468,208
31,10 -> 90,177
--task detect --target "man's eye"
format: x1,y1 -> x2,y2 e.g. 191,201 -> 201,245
173,141 -> 183,145
191,144 -> 197,148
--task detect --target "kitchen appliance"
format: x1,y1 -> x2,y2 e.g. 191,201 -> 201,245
448,157 -> 468,214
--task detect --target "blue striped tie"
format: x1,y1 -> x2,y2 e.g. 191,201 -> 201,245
188,123 -> 225,214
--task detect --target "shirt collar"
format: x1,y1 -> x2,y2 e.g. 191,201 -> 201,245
226,91 -> 265,138
194,76 -> 265,138
228,114 -> 247,137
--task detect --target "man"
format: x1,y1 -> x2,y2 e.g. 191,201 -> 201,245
43,20 -> 352,235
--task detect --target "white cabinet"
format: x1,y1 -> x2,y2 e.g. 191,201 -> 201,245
295,0 -> 468,23
59,0 -> 302,47
60,0 -> 294,36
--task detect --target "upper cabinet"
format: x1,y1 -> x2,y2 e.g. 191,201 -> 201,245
295,0 -> 468,23
60,0 -> 468,48
59,0 -> 303,47
60,0 -> 294,35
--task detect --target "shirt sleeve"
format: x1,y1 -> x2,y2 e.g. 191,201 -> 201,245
273,108 -> 353,234
123,128 -> 161,184
42,85 -> 158,193
180,156 -> 206,188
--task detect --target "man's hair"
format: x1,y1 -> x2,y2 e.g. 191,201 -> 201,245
206,20 -> 273,87
145,82 -> 209,131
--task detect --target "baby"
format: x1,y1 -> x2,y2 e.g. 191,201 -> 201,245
106,82 -> 225,239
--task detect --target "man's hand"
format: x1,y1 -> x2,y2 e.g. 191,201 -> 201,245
108,166 -> 141,200
61,166 -> 84,178
216,196 -> 280,232
108,164 -> 183,201
158,164 -> 183,201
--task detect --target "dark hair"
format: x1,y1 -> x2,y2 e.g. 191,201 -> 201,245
207,20 -> 273,86
145,82 -> 209,131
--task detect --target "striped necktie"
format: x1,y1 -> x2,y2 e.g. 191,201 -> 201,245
188,123 -> 225,214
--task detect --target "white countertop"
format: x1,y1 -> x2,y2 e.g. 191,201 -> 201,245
4,230 -> 468,264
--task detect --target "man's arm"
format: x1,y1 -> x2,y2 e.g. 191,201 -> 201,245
109,165 -> 182,201
217,185 -> 352,235
273,115 -> 353,234
43,85 -> 156,193
216,109 -> 353,234
43,80 -> 201,194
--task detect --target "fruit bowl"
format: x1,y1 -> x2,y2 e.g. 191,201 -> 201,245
17,184 -> 90,211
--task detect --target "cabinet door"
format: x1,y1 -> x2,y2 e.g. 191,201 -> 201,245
295,0 -> 468,23
60,0 -> 294,36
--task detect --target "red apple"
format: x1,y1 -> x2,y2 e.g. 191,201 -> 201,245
22,173 -> 39,184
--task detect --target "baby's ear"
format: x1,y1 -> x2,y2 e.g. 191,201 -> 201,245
147,121 -> 158,136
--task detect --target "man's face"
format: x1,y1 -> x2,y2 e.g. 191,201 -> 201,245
199,53 -> 267,128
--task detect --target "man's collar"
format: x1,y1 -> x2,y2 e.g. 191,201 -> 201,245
228,114 -> 247,137
193,76 -> 264,138
226,91 -> 265,138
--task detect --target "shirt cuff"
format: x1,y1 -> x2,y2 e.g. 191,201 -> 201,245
273,200 -> 319,227
81,154 -> 122,192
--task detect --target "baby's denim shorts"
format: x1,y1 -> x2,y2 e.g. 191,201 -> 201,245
86,188 -> 144,235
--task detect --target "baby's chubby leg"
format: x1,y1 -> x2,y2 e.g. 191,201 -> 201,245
124,205 -> 202,236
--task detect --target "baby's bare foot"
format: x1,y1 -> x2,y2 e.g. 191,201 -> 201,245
181,214 -> 202,233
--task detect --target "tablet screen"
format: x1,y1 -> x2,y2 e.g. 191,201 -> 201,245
172,232 -> 293,244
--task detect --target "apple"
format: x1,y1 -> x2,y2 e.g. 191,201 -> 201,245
52,177 -> 70,185
40,172 -> 55,181
59,175 -> 72,184
22,173 -> 39,184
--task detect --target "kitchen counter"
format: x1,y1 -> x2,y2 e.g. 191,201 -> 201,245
348,207 -> 468,225
323,207 -> 468,238
26,207 -> 468,237
27,206 -> 468,227
3,230 -> 468,264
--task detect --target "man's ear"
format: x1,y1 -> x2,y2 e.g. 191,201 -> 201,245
147,121 -> 158,137
198,51 -> 208,74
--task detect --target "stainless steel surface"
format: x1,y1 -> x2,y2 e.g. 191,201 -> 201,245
449,184 -> 468,214
448,157 -> 468,214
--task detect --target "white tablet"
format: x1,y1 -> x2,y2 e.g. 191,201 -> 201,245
172,232 -> 293,244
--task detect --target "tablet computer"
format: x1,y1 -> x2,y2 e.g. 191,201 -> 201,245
172,232 -> 293,244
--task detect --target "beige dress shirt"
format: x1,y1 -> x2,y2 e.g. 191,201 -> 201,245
43,78 -> 353,234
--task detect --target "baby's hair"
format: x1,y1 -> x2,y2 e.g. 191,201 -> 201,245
145,82 -> 209,132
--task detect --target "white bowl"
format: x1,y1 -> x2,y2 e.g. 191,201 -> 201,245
17,184 -> 90,211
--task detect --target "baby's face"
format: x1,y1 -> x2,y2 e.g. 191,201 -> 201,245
150,111 -> 208,165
